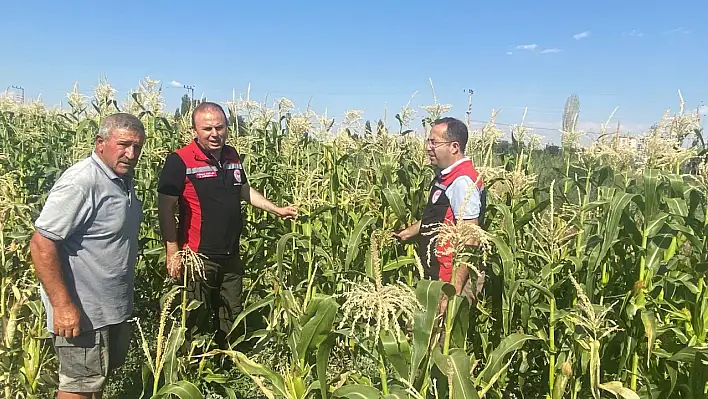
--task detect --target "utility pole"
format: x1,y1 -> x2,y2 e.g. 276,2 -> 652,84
184,85 -> 195,104
464,88 -> 474,128
11,85 -> 25,103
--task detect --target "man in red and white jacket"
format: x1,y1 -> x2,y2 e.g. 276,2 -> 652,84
394,117 -> 487,306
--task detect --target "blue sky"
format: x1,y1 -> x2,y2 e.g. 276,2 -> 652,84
1,0 -> 706,144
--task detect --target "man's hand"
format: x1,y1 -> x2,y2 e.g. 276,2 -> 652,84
53,302 -> 81,338
276,205 -> 298,220
393,221 -> 421,242
166,245 -> 183,279
392,229 -> 414,241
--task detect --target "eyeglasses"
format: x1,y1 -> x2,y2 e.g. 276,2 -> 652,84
426,139 -> 455,148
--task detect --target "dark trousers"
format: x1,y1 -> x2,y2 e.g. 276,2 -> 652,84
185,255 -> 244,349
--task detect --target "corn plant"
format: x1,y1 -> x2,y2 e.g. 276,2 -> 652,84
1,79 -> 707,399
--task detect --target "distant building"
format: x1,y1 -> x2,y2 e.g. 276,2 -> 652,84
0,89 -> 20,103
617,135 -> 645,152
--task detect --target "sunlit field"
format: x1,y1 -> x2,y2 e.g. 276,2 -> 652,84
0,77 -> 706,398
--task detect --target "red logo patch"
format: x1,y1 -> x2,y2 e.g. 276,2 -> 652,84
234,169 -> 242,184
431,189 -> 442,203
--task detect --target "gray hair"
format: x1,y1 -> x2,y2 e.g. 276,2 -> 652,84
97,113 -> 146,139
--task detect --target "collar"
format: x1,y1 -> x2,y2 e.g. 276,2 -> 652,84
440,157 -> 470,175
91,151 -> 119,180
91,152 -> 133,184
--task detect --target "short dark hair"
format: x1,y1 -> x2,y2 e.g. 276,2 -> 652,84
191,102 -> 228,128
432,117 -> 468,154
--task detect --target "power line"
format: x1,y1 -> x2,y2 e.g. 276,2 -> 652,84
467,118 -> 564,132
465,118 -> 616,138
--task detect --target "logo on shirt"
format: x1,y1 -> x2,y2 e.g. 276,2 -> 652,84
196,171 -> 217,179
431,189 -> 442,204
234,169 -> 243,184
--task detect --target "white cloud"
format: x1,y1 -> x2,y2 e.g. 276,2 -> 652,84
170,80 -> 182,87
698,105 -> 707,115
509,44 -> 561,55
664,27 -> 689,35
628,30 -> 643,37
573,31 -> 591,40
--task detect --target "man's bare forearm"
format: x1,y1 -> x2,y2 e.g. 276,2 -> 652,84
157,194 -> 180,251
453,265 -> 469,295
462,218 -> 480,246
453,218 -> 480,294
409,220 -> 421,235
158,194 -> 185,278
241,184 -> 279,214
29,232 -> 73,307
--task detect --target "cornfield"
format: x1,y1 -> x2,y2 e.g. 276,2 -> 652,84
0,77 -> 707,399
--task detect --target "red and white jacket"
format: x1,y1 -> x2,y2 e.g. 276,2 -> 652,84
417,157 -> 486,282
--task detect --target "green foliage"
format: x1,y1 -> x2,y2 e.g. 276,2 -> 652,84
1,79 -> 707,399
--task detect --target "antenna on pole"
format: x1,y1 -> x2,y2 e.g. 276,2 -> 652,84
11,85 -> 25,103
464,88 -> 474,128
170,80 -> 195,107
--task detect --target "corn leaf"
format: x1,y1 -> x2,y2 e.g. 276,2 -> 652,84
296,295 -> 339,366
410,280 -> 455,386
382,187 -> 407,224
345,214 -> 378,270
380,329 -> 411,380
598,381 -> 640,399
479,333 -> 538,384
162,326 -> 186,384
640,310 -> 657,366
150,381 -> 203,399
332,385 -> 382,399
432,348 -> 480,399
317,335 -> 335,399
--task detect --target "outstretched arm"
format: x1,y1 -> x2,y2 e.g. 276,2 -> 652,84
241,182 -> 298,219
393,220 -> 421,241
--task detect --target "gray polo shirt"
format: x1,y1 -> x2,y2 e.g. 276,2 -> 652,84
34,152 -> 143,333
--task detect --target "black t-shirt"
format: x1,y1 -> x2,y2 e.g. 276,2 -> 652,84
157,140 -> 248,258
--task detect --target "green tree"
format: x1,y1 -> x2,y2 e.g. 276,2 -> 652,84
174,94 -> 203,118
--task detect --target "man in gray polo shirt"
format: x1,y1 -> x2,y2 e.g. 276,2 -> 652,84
29,113 -> 145,398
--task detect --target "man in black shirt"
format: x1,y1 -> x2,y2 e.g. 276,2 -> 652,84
157,102 -> 296,348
